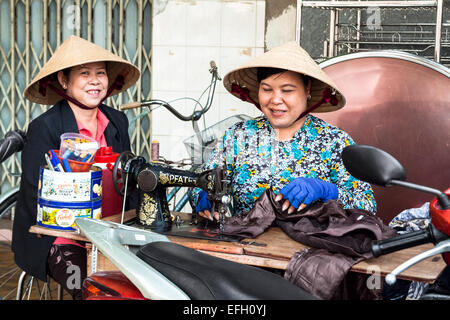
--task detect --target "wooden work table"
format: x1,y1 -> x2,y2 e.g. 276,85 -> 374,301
29,210 -> 447,284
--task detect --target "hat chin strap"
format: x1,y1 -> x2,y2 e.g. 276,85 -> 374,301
38,74 -> 125,110
295,87 -> 339,121
230,83 -> 338,120
230,83 -> 261,110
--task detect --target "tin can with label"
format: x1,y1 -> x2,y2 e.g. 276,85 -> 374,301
37,166 -> 102,230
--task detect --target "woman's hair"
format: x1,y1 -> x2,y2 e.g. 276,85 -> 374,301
61,61 -> 109,77
62,68 -> 71,77
256,67 -> 310,87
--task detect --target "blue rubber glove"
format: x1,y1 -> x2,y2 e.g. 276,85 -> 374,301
195,190 -> 212,214
279,177 -> 339,210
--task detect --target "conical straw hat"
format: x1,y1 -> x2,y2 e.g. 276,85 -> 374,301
24,35 -> 140,105
223,41 -> 345,112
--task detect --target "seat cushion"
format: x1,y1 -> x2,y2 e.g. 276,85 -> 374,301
136,241 -> 317,300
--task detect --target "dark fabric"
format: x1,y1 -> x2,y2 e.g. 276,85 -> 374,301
47,244 -> 87,300
334,268 -> 382,300
382,278 -> 412,300
12,99 -> 132,281
275,201 -> 396,260
283,248 -> 356,299
284,248 -> 380,300
424,266 -> 450,297
223,189 -> 397,299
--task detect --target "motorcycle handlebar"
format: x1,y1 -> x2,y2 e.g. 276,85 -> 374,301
0,130 -> 26,164
120,60 -> 220,122
372,224 -> 449,257
372,229 -> 432,257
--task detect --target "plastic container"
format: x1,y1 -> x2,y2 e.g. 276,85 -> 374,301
37,166 -> 102,231
54,150 -> 94,172
59,132 -> 100,165
93,146 -> 123,218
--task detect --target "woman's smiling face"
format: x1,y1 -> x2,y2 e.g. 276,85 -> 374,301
59,61 -> 108,109
258,70 -> 310,132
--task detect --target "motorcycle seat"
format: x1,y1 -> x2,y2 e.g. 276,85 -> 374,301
136,241 -> 317,300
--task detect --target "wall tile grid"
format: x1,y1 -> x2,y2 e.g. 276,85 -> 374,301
152,0 -> 265,164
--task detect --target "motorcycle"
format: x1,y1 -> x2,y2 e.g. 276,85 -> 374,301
77,143 -> 450,300
342,144 -> 450,299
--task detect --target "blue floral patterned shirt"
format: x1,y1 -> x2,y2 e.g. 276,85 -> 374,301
191,114 -> 376,215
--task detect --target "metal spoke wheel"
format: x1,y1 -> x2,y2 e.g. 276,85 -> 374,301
112,151 -> 135,196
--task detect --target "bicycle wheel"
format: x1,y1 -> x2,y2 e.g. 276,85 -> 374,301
0,188 -> 61,300
0,188 -> 20,299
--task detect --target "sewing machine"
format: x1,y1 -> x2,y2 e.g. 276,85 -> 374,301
111,151 -> 233,235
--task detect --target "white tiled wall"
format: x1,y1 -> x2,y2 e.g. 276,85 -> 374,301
152,0 -> 265,163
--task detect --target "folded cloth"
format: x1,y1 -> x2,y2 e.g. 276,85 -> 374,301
223,189 -> 397,299
285,248 -> 360,299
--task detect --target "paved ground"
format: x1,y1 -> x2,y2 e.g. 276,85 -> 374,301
0,241 -> 63,300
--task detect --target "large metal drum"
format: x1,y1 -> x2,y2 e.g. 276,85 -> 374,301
317,51 -> 450,223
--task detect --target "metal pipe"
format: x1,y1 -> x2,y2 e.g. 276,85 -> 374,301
356,4 -> 361,51
296,0 -> 303,43
434,0 -> 443,62
329,0 -> 336,57
301,1 -> 437,8
16,271 -> 27,300
336,40 -> 442,45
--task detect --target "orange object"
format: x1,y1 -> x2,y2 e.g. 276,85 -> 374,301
54,150 -> 94,172
82,271 -> 147,300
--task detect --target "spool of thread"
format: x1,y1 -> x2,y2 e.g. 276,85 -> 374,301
151,140 -> 159,162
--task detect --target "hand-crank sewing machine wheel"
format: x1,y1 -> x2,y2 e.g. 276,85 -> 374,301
112,151 -> 135,196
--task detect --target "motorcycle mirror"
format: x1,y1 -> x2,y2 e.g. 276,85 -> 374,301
343,145 -> 450,209
342,144 -> 406,187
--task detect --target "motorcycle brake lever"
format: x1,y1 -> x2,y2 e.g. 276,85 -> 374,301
385,239 -> 450,285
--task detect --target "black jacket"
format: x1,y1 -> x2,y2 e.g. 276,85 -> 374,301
12,99 -> 131,281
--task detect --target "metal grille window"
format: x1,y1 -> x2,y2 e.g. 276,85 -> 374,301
0,0 -> 152,193
296,0 -> 449,65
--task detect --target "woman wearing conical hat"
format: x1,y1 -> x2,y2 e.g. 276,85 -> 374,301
12,36 -> 140,299
192,41 -> 376,221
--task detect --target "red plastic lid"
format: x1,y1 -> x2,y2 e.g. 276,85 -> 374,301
94,146 -> 119,163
